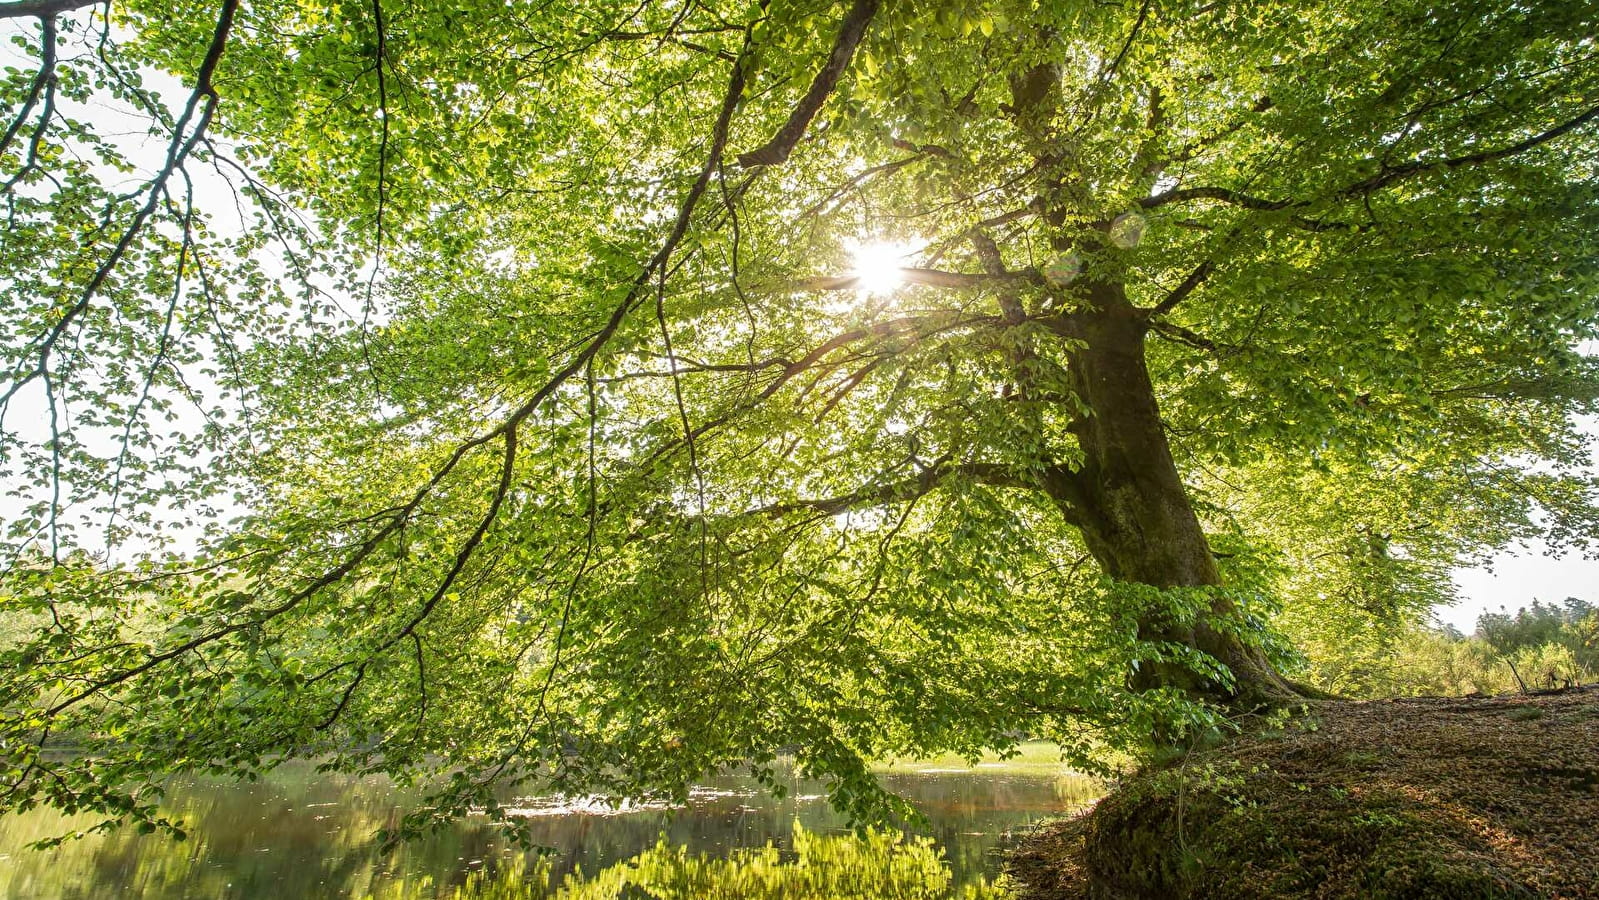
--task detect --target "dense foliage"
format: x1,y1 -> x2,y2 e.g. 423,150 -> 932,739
2,0 -> 1597,842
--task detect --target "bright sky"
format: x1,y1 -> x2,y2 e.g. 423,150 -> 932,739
1446,548 -> 1599,632
1440,411 -> 1599,633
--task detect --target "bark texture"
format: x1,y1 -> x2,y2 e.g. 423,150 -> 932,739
1047,282 -> 1303,708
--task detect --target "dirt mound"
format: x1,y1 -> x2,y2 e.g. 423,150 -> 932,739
1008,688 -> 1599,899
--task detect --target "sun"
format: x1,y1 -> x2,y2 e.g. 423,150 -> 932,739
847,240 -> 919,295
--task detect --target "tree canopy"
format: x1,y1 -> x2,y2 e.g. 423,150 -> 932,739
2,0 -> 1597,841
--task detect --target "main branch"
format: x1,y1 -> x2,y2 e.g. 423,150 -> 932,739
752,461 -> 1039,517
0,0 -> 94,18
737,0 -> 880,167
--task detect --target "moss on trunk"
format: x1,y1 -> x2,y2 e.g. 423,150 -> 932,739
1050,285 -> 1303,708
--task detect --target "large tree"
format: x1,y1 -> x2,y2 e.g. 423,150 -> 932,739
2,0 -> 1597,836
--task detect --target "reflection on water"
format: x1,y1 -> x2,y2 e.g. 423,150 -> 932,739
0,757 -> 1101,899
367,826 -> 1009,900
366,824 -> 1010,895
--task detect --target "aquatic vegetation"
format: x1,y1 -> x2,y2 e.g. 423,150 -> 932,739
365,824 -> 1010,900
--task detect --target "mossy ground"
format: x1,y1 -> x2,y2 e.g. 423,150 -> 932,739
1008,687 -> 1599,899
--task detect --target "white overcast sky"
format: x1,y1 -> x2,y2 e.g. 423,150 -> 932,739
1448,548 -> 1599,631
1441,409 -> 1599,631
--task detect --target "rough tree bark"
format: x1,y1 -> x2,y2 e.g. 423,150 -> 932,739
1043,280 -> 1307,708
995,52 -> 1303,710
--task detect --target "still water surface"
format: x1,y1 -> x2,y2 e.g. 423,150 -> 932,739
0,754 -> 1100,899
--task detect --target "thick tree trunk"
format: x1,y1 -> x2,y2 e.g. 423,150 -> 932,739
1047,283 -> 1303,708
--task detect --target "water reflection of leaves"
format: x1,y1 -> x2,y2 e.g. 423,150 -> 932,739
365,824 -> 1010,900
1,761 -> 1083,898
1053,774 -> 1103,809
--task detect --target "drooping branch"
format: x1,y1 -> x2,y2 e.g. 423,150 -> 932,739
1,23 -> 57,204
45,416 -> 511,717
314,423 -> 521,731
0,16 -> 54,164
1,0 -> 239,410
37,27 -> 761,723
737,0 -> 880,167
105,179 -> 197,541
485,26 -> 757,434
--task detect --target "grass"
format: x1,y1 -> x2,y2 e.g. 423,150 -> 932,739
869,741 -> 1076,777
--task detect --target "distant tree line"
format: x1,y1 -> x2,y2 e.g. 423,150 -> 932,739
1299,598 -> 1597,698
1474,598 -> 1598,666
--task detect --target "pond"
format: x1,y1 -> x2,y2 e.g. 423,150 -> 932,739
0,745 -> 1101,899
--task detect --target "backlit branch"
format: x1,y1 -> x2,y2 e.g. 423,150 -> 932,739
368,0 -> 391,257
1,0 -> 239,411
1150,259 -> 1213,317
925,203 -> 1042,267
752,461 -> 1038,518
1141,103 -> 1599,216
1337,103 -> 1599,198
37,26 -> 761,722
1139,185 -> 1289,211
1101,0 -> 1152,86
737,0 -> 879,167
787,267 -> 1039,292
0,17 -> 54,164
798,153 -> 922,220
634,312 -> 1001,474
588,27 -> 743,62
315,424 -> 520,732
1,15 -> 57,195
1166,96 -> 1274,165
